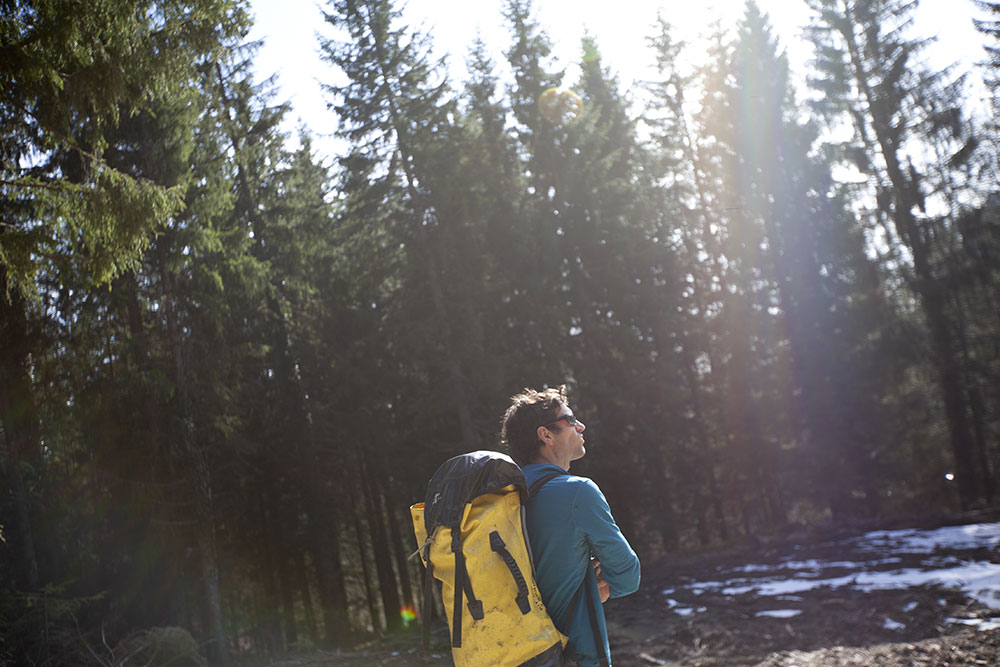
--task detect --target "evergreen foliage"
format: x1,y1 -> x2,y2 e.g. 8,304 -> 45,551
2,0 -> 999,662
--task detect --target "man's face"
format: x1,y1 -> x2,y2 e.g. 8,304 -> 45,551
545,402 -> 587,467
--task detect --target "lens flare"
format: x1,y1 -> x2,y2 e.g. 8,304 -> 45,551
400,605 -> 417,626
538,87 -> 583,125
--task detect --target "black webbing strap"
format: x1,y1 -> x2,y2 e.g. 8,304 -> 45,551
583,571 -> 610,667
489,530 -> 531,614
529,470 -> 609,667
450,526 -> 483,648
560,570 -> 610,667
527,471 -> 566,500
563,582 -> 584,634
462,560 -> 484,621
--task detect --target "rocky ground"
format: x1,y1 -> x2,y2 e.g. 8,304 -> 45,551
264,514 -> 1000,667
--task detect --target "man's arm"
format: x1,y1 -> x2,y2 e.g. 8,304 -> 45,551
573,479 -> 641,598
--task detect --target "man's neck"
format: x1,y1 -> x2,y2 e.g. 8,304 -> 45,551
530,454 -> 568,471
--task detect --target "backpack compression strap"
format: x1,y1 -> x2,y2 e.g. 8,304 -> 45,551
489,531 -> 532,614
450,525 -> 484,648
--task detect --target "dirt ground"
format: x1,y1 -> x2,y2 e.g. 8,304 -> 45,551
267,514 -> 1000,667
606,535 -> 1000,666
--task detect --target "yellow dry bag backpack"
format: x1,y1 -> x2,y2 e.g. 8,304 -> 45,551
409,450 -> 567,667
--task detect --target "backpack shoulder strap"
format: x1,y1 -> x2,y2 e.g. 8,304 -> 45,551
560,563 -> 610,667
528,469 -> 610,667
527,470 -> 567,501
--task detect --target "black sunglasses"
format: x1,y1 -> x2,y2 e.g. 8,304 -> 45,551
543,413 -> 580,428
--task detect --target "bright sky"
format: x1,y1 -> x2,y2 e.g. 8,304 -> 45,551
247,0 -> 988,160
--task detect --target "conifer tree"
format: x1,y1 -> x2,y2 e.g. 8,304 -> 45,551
975,0 -> 1000,89
806,0 -> 988,508
1,3 -> 241,662
498,0 -> 574,378
642,15 -> 731,544
0,0 -> 237,295
320,0 -> 483,457
553,37 -> 686,548
682,18 -> 790,534
729,2 -> 896,519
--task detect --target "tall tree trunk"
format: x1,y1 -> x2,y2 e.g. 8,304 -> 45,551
383,482 -> 416,610
276,501 -> 299,647
163,273 -> 229,663
953,292 -> 995,504
0,286 -> 41,591
307,511 -> 349,646
256,488 -> 283,654
0,420 -> 39,590
969,386 -> 995,503
294,549 -> 320,643
360,455 -> 402,632
352,497 -> 382,632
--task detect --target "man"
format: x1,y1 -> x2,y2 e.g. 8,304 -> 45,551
501,386 -> 641,667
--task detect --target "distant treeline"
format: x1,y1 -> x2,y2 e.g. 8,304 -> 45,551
2,0 -> 999,663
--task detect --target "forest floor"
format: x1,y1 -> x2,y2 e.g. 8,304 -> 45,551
267,511 -> 1000,667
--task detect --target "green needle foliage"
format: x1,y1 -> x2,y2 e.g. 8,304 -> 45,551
2,0 -> 1000,663
1,0 -> 241,297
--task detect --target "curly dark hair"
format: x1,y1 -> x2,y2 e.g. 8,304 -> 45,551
501,385 -> 569,466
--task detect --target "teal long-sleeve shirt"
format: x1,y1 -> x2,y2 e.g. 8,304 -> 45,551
523,464 -> 641,667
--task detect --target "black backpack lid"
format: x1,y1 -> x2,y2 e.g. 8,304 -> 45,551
424,450 -> 527,537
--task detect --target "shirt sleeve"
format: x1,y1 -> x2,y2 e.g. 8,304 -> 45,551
572,479 -> 641,598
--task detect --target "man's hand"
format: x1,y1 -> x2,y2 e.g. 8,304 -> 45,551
593,559 -> 610,603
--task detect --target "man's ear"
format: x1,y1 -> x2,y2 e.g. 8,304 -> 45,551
536,425 -> 550,445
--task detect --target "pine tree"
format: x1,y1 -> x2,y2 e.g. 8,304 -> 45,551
0,0 -> 238,295
806,0 -> 988,508
1,4 -> 241,662
642,14 -> 731,545
320,0 -> 483,457
730,1 -> 896,519
498,0 -> 574,379
975,0 -> 1000,88
550,37 -> 688,550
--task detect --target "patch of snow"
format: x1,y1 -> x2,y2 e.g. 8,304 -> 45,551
882,617 -> 906,630
947,616 -> 979,625
756,609 -> 803,618
727,559 -> 863,574
713,561 -> 1000,609
688,582 -> 714,595
674,606 -> 706,616
663,522 -> 1000,618
851,523 -> 1000,554
946,617 -> 1000,630
782,559 -> 861,570
733,563 -> 785,573
923,556 -> 961,567
902,601 -> 919,612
